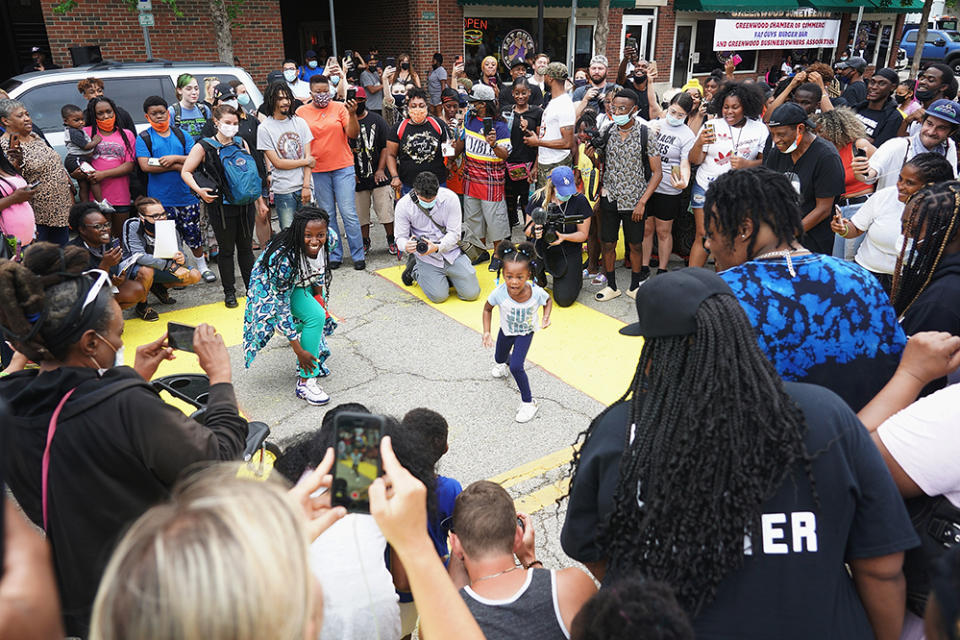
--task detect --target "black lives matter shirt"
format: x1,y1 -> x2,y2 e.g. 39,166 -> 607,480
561,381 -> 919,640
763,135 -> 845,255
387,118 -> 448,186
854,100 -> 904,146
352,111 -> 390,191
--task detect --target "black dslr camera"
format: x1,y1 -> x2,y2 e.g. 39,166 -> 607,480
584,126 -> 605,150
415,236 -> 431,254
530,202 -> 587,245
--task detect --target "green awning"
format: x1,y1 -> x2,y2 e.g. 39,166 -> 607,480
870,0 -> 923,12
673,0 -> 800,11
458,0 -> 635,6
798,0 -> 923,11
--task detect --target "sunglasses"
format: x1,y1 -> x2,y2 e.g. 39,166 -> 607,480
82,268 -> 110,313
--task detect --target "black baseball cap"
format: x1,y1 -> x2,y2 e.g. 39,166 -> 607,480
213,82 -> 237,101
619,268 -> 735,337
768,102 -> 815,129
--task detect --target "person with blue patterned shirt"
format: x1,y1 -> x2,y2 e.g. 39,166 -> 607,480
242,206 -> 338,406
704,167 -> 905,411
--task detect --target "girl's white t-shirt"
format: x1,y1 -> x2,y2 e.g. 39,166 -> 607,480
694,117 -> 769,190
297,252 -> 326,288
487,281 -> 549,336
850,186 -> 904,275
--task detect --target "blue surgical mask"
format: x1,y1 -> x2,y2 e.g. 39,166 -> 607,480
283,69 -> 298,83
330,76 -> 340,86
612,113 -> 632,126
783,127 -> 802,154
308,60 -> 318,69
666,114 -> 685,127
418,196 -> 436,209
237,93 -> 251,106
557,193 -> 572,202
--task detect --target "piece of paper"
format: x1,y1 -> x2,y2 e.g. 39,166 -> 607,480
152,220 -> 178,259
117,252 -> 142,275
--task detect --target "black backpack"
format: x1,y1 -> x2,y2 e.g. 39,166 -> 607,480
903,494 -> 960,616
130,127 -> 189,201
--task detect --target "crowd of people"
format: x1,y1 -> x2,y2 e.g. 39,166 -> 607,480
1,42 -> 960,640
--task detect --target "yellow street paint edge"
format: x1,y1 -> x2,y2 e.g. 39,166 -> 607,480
488,446 -> 576,489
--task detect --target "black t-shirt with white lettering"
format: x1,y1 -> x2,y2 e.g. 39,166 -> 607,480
387,117 -> 448,186
763,135 -> 845,254
854,100 -> 903,146
561,381 -> 918,640
352,111 -> 389,191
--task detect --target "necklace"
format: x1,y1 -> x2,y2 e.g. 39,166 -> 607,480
474,564 -> 522,583
726,118 -> 746,155
753,247 -> 810,278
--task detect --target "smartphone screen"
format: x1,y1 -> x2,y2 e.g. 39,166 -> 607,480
483,117 -> 494,135
27,180 -> 41,189
456,54 -> 463,65
347,88 -> 357,101
331,412 -> 384,513
386,56 -> 396,69
167,321 -> 196,352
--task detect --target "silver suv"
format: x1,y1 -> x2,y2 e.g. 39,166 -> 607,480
1,61 -> 263,155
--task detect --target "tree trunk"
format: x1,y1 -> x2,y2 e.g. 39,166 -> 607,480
595,0 -> 610,67
209,0 -> 234,65
911,0 -> 935,79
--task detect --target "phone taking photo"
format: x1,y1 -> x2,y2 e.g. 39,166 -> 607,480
347,88 -> 357,101
482,117 -> 494,135
331,412 -> 385,513
167,321 -> 196,353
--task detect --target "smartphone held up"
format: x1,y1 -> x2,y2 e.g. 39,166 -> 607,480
331,412 -> 385,513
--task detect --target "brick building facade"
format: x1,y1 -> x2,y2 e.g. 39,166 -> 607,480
22,0 -> 909,91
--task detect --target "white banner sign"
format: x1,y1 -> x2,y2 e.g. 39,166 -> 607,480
713,19 -> 841,51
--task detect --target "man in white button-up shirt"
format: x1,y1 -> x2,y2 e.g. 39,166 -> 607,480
395,171 -> 481,303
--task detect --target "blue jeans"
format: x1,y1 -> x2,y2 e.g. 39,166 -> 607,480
275,191 -> 302,230
831,203 -> 867,261
36,225 -> 69,246
313,166 -> 364,262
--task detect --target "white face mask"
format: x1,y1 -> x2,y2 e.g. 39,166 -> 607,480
217,122 -> 239,138
222,99 -> 239,110
283,69 -> 298,83
91,333 -> 124,375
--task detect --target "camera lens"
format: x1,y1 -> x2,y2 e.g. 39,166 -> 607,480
416,237 -> 429,254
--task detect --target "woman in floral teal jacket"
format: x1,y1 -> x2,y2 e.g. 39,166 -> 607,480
243,206 -> 338,406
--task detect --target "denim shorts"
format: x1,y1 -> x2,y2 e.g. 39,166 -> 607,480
691,182 -> 708,208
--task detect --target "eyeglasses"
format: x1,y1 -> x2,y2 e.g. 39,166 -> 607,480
84,222 -> 110,231
141,212 -> 167,221
81,268 -> 110,313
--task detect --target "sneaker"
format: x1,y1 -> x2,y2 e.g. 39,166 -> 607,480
201,269 -> 217,283
595,286 -> 621,302
362,237 -> 372,253
97,199 -> 116,214
590,273 -> 607,286
488,257 -> 503,273
134,302 -> 159,322
582,268 -> 600,280
329,261 -> 342,270
401,254 -> 416,286
491,362 -> 509,378
296,377 -> 330,406
388,241 -> 399,257
470,250 -> 491,266
353,260 -> 366,271
515,401 -> 539,423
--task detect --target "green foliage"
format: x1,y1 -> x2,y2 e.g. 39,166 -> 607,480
51,0 -> 246,23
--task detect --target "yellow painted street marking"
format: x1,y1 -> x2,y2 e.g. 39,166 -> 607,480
376,264 -> 642,405
514,477 -> 570,516
488,446 -> 576,489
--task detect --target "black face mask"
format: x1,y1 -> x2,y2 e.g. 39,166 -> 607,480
355,101 -> 366,116
432,61 -> 440,69
401,62 -> 410,70
142,219 -> 155,234
633,73 -> 647,85
894,94 -> 909,105
915,88 -> 937,102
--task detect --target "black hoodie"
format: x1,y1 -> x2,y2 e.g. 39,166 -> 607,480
902,250 -> 960,393
0,365 -> 247,637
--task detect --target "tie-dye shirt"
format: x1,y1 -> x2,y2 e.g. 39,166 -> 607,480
719,253 -> 905,411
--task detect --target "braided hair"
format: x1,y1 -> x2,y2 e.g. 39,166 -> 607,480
84,96 -> 135,158
570,575 -> 693,640
596,294 -> 813,615
0,242 -> 113,362
905,151 -> 955,185
891,181 -> 960,317
703,168 -> 803,258
261,206 -> 332,290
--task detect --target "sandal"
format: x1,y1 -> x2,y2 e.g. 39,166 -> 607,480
595,286 -> 622,302
135,302 -> 159,322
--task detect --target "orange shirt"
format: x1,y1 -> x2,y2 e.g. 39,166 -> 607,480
838,143 -> 874,199
296,102 -> 354,173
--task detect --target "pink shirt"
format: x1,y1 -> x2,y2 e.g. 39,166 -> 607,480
0,173 -> 36,245
84,126 -> 136,206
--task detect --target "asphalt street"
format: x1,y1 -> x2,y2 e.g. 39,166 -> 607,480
131,218 -> 658,570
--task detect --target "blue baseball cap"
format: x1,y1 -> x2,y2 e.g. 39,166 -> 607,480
550,166 -> 577,197
926,99 -> 960,127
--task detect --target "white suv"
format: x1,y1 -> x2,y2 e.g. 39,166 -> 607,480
1,61 -> 263,156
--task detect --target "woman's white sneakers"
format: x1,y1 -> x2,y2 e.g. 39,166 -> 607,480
515,401 -> 539,423
491,362 -> 510,378
296,377 -> 330,406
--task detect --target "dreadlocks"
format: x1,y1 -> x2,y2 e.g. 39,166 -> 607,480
262,81 -> 294,117
599,294 -> 814,615
261,206 -> 331,289
703,167 -> 803,259
891,181 -> 960,317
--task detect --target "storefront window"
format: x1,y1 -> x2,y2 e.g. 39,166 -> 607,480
691,20 -> 757,74
464,17 -> 569,82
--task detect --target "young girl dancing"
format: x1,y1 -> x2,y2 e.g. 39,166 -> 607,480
243,206 -> 339,406
482,241 -> 553,423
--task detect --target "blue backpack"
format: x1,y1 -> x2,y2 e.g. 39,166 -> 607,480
199,137 -> 261,205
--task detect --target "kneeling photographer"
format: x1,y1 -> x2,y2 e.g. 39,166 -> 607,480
395,171 -> 481,303
525,166 -> 591,307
